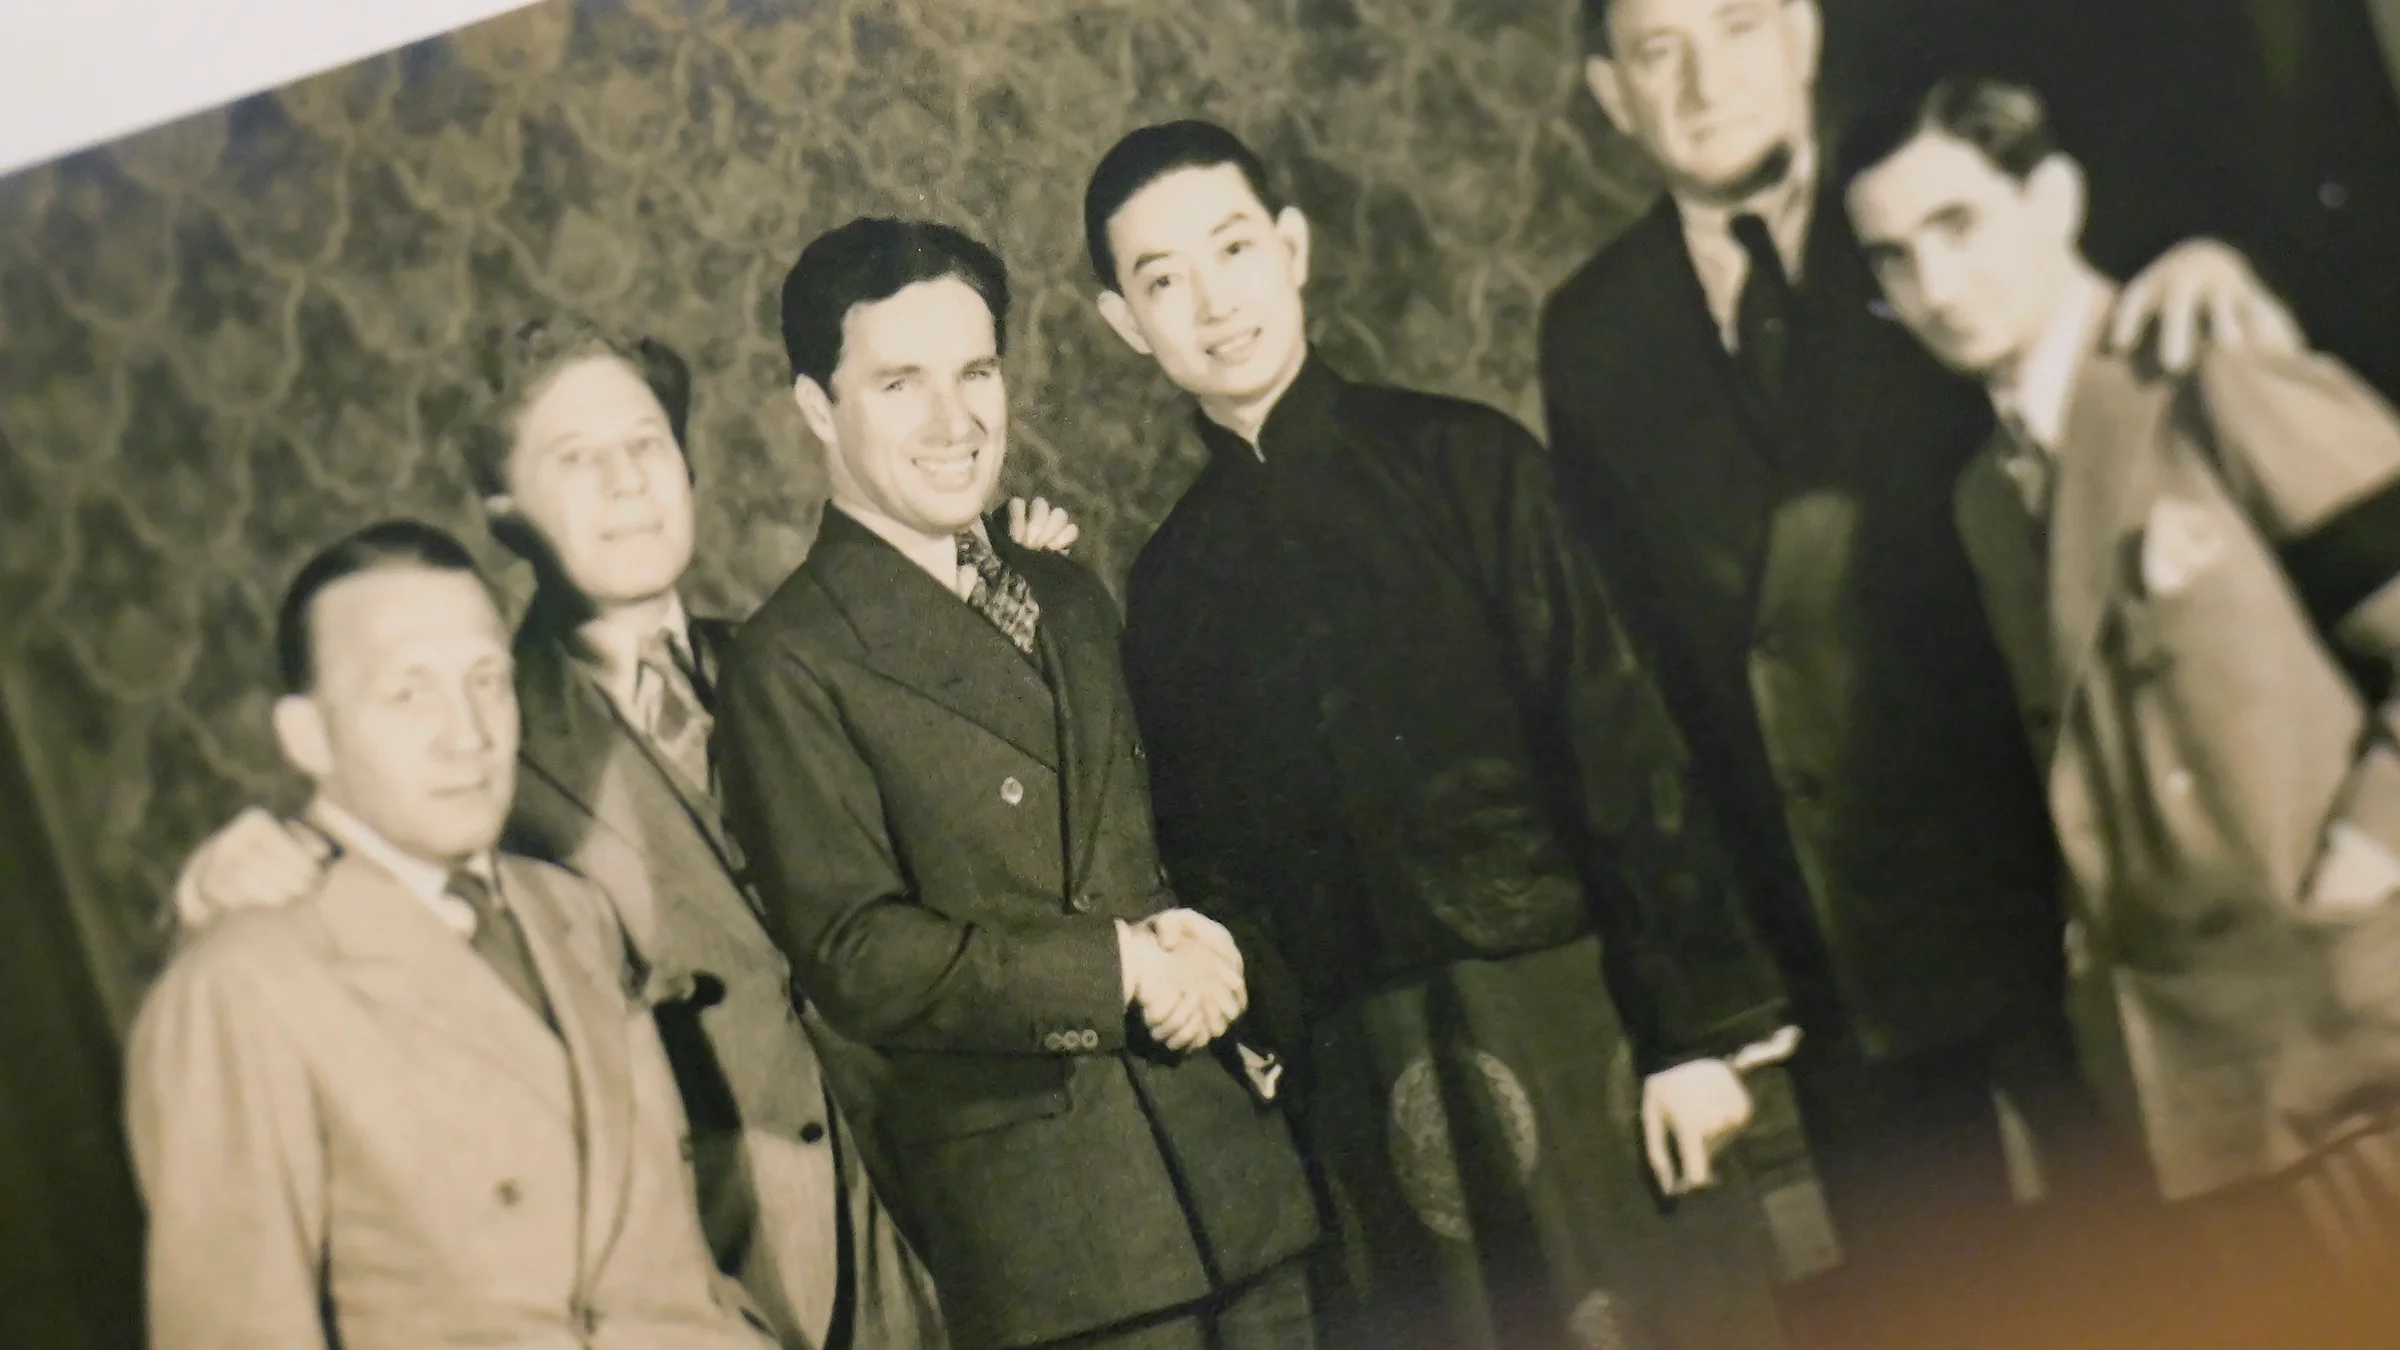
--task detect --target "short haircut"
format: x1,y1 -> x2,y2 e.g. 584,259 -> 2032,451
457,315 -> 693,497
1083,120 -> 1285,292
779,218 -> 1011,388
1581,0 -> 1798,57
1835,74 -> 2060,196
275,520 -> 488,694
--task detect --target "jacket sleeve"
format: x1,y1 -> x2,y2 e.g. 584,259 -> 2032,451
713,634 -> 1130,1057
125,947 -> 329,1350
2197,350 -> 2400,873
1447,409 -> 1790,1071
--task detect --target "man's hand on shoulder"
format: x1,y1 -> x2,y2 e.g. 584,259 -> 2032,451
1006,496 -> 1080,553
173,807 -> 334,928
2108,238 -> 2305,374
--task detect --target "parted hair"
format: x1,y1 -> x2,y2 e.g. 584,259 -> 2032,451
779,218 -> 1012,389
456,314 -> 693,498
275,519 -> 490,694
1835,74 -> 2061,194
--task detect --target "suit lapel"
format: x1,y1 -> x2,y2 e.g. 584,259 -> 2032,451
1957,439 -> 2062,761
514,607 -> 753,934
812,507 -> 1061,768
1012,542 -> 1114,895
2048,350 -> 2177,714
318,856 -> 574,1120
1644,201 -> 1783,460
500,856 -> 638,1280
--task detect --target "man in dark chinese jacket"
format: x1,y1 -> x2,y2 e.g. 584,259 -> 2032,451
1085,120 -> 1801,1350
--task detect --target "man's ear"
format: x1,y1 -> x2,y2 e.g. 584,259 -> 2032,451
1274,206 -> 1312,290
792,375 -> 838,447
1584,55 -> 1632,133
272,694 -> 334,780
1094,290 -> 1155,358
2026,153 -> 2088,244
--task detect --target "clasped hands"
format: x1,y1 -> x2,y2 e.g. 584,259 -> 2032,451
1118,909 -> 1247,1053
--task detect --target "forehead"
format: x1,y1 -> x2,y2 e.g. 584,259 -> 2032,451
517,354 -> 667,444
1112,164 -> 1271,251
1609,0 -> 1775,38
311,567 -> 506,675
1850,131 -> 2015,227
836,276 -> 998,371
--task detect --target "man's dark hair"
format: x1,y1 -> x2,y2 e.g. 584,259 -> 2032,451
1835,74 -> 2060,196
779,218 -> 1011,388
275,520 -> 489,694
1082,120 -> 1286,292
457,315 -> 693,498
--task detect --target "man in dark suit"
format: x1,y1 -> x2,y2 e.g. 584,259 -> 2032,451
712,217 -> 1320,1350
170,318 -> 1011,1350
1539,0 -> 2304,1339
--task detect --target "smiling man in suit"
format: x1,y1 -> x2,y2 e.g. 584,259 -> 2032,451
169,318 -> 1009,1350
127,519 -> 780,1350
712,218 -> 1320,1350
1844,74 -> 2400,1344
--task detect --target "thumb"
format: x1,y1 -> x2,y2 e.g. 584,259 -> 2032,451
1675,1112 -> 1716,1190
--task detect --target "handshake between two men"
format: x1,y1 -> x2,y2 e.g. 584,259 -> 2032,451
1116,908 -> 1284,1100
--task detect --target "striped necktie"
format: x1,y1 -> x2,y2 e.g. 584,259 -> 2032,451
636,628 -> 714,793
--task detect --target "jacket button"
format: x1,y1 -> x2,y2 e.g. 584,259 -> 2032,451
1043,1032 -> 1066,1051
1001,777 -> 1025,805
1132,742 -> 1146,761
1079,1029 -> 1100,1050
495,1180 -> 521,1207
798,1121 -> 827,1144
1067,891 -> 1092,914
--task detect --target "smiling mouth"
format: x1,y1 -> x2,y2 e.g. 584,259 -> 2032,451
914,445 -> 983,490
1206,329 -> 1262,363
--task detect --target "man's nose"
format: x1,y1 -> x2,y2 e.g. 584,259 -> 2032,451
435,684 -> 501,756
1193,267 -> 1230,325
924,381 -> 975,443
594,440 -> 642,497
1684,41 -> 1736,110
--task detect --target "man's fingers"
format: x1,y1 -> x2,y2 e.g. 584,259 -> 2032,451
2207,290 -> 2249,352
2250,294 -> 2305,353
1641,1093 -> 1680,1194
1675,1115 -> 1717,1189
2107,271 -> 2157,353
2158,274 -> 2204,373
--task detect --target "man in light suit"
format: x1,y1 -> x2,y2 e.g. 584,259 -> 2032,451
127,519 -> 779,1350
1843,73 -> 2400,1344
713,217 -> 1321,1350
174,319 -> 997,1349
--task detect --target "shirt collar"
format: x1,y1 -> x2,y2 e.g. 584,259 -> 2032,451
1194,348 -> 1341,467
574,591 -> 691,717
830,497 -> 989,601
1989,265 -> 2111,454
1673,136 -> 1821,346
306,796 -> 493,937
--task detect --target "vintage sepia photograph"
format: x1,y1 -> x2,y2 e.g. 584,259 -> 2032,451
6,1 -> 2400,1347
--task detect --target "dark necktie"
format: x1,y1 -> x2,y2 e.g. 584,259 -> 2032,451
446,868 -> 558,1032
1732,212 -> 1793,407
955,529 -> 1041,658
636,629 -> 714,793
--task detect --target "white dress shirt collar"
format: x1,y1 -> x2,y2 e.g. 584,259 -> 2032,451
1988,265 -> 2112,455
576,590 -> 692,722
1674,136 -> 1820,350
832,497 -> 989,602
307,797 -> 494,939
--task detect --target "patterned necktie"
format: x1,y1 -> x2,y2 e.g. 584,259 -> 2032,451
637,628 -> 714,794
955,528 -> 1041,658
1997,411 -> 2057,535
446,868 -> 558,1032
1732,212 -> 1793,407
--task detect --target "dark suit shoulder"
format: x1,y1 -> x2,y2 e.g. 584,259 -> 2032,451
1541,197 -> 1679,335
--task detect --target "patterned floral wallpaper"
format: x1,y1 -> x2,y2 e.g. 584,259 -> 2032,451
0,0 -> 1663,1027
